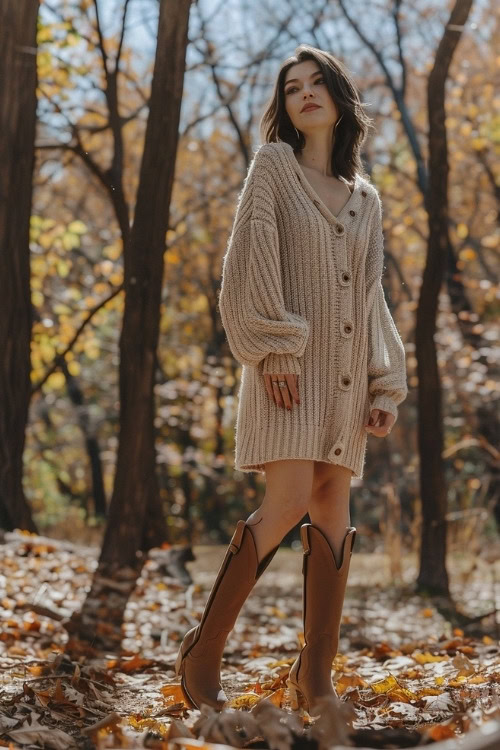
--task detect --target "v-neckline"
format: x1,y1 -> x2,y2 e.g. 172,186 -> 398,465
281,141 -> 359,226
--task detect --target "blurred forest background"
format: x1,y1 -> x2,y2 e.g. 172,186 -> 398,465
2,0 -> 499,584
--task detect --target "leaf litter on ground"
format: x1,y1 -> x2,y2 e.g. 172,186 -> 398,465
0,529 -> 499,749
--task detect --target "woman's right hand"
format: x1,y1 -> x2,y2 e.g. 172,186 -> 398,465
263,373 -> 300,410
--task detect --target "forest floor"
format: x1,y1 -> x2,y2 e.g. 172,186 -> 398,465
0,530 -> 499,749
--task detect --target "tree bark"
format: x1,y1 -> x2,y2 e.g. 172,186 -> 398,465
416,0 -> 473,595
99,0 -> 192,566
66,0 -> 193,650
61,360 -> 107,518
0,0 -> 39,533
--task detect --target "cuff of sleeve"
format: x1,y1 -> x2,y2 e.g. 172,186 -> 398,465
370,395 -> 399,419
260,352 -> 302,375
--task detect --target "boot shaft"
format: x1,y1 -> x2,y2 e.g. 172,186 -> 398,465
300,524 -> 356,644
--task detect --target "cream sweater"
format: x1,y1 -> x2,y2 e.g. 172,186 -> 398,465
218,141 -> 408,478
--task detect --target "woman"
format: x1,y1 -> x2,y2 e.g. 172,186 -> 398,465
175,44 -> 408,714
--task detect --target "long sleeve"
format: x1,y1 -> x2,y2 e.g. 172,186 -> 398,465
365,192 -> 408,419
218,146 -> 310,375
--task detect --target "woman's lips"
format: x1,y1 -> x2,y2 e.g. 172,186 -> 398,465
301,105 -> 321,112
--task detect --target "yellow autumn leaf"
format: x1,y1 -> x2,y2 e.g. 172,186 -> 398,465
109,272 -> 123,286
468,675 -> 489,684
229,691 -> 267,708
37,27 -> 53,44
38,233 -> 53,250
31,257 -> 46,274
62,232 -> 80,251
103,243 -> 122,260
67,360 -> 81,376
46,372 -> 66,390
53,303 -> 72,315
39,341 -> 56,361
413,651 -> 449,664
32,291 -> 44,307
389,686 -> 419,702
68,220 -> 87,234
370,674 -> 398,694
127,716 -> 168,736
448,675 -> 467,686
84,342 -> 100,360
57,259 -> 71,277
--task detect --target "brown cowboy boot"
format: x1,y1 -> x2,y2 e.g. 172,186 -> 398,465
287,523 -> 356,714
175,518 -> 279,710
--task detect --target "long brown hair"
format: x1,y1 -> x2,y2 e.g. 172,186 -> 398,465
260,44 -> 374,183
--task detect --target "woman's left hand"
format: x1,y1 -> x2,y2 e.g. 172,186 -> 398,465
365,408 -> 395,437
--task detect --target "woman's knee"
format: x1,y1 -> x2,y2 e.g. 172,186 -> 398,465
262,459 -> 312,522
311,464 -> 353,501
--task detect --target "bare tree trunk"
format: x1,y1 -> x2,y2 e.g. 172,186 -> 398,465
416,0 -> 473,595
61,361 -> 107,518
101,0 -> 192,564
0,0 -> 39,533
67,0 -> 193,649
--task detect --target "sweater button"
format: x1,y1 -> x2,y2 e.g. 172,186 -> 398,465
349,210 -> 356,216
334,447 -> 342,456
341,271 -> 351,284
336,224 -> 344,233
339,372 -> 352,389
344,323 -> 352,334
361,190 -> 367,197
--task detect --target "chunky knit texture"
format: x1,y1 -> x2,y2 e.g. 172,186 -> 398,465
218,141 -> 408,478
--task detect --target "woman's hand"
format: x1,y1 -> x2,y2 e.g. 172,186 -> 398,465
365,408 -> 395,437
263,373 -> 300,410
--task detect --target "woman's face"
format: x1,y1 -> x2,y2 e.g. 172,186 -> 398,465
284,59 -> 339,137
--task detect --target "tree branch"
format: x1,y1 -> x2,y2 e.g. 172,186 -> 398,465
31,285 -> 123,395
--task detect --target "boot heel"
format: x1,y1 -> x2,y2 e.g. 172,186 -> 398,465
287,679 -> 307,711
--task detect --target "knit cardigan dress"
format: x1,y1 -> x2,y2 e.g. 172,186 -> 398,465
218,141 -> 408,479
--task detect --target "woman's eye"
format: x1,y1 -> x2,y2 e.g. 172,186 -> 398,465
286,78 -> 324,94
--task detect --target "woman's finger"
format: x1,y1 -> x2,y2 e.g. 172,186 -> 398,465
286,374 -> 300,405
263,374 -> 275,403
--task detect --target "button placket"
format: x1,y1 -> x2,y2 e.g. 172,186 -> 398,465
328,213 -> 355,457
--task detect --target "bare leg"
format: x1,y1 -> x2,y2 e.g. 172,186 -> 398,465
307,462 -> 353,567
246,459 -> 315,562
